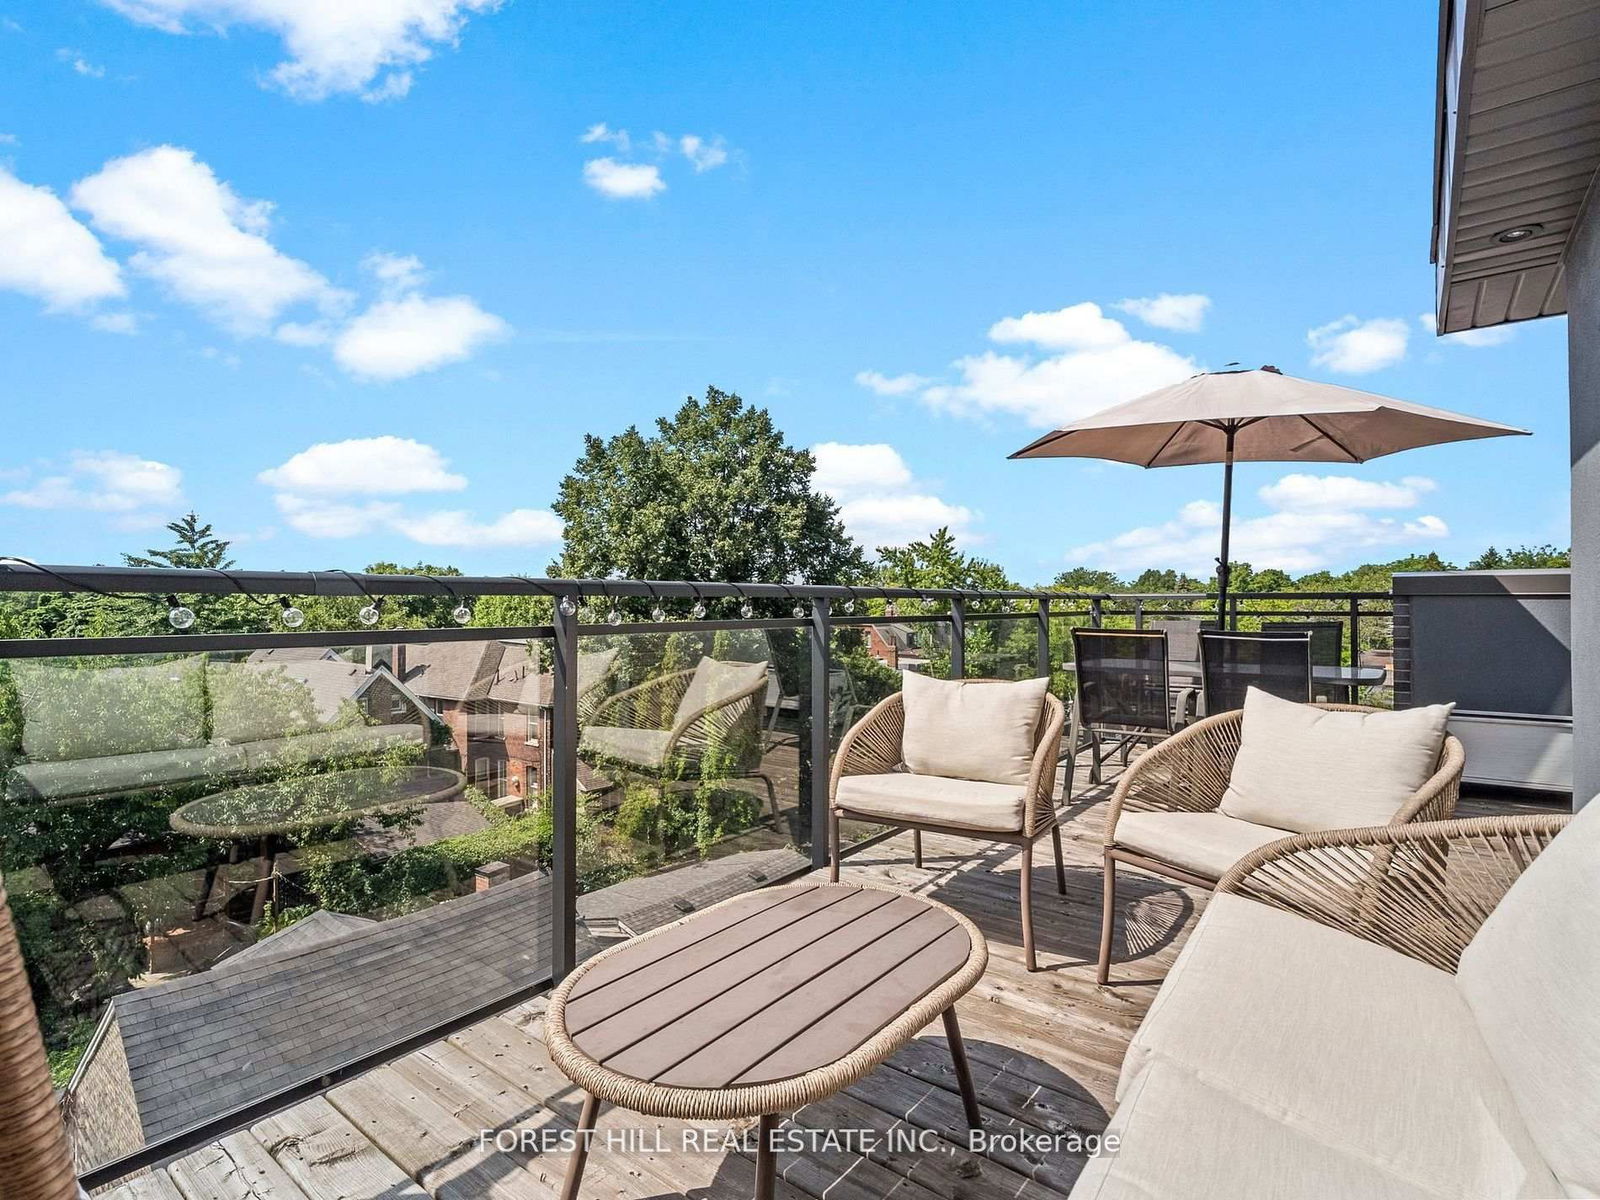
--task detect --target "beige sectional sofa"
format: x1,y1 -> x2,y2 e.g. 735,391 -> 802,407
1071,800 -> 1596,1199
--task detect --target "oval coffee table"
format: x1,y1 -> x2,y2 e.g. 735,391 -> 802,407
546,881 -> 988,1200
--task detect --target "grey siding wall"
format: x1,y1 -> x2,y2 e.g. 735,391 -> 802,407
1569,200 -> 1600,809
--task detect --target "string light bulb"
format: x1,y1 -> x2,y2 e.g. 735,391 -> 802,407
606,606 -> 623,626
651,602 -> 667,622
843,599 -> 856,615
885,601 -> 899,618
451,602 -> 473,625
740,599 -> 755,620
165,596 -> 195,631
792,602 -> 806,618
358,601 -> 382,626
691,599 -> 708,620
278,598 -> 305,629
558,595 -> 578,617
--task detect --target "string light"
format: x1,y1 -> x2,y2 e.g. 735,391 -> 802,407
740,599 -> 755,620
651,602 -> 667,623
559,595 -> 578,617
165,595 -> 195,631
451,602 -> 473,625
607,606 -> 623,626
885,600 -> 899,618
358,601 -> 382,626
691,599 -> 708,619
278,598 -> 305,629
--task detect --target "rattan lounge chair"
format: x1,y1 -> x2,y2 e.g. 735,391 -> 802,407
829,679 -> 1065,970
579,656 -> 782,827
1096,701 -> 1464,983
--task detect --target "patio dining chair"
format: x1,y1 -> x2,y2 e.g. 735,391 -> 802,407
579,655 -> 782,828
1066,629 -> 1194,800
829,673 -> 1065,970
1198,629 -> 1311,715
1095,688 -> 1464,983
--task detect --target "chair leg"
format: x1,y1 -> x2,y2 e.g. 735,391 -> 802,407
757,773 -> 781,831
1097,849 -> 1116,985
1051,825 -> 1066,895
1063,701 -> 1079,802
828,806 -> 841,882
1020,838 -> 1037,972
1088,731 -> 1103,784
912,828 -> 923,869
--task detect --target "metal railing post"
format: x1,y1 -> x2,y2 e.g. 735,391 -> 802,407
550,596 -> 580,982
949,597 -> 966,678
1035,598 -> 1051,680
1348,596 -> 1361,668
1133,598 -> 1145,629
808,597 -> 832,870
1089,597 -> 1104,628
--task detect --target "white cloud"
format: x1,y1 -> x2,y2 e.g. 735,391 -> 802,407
987,302 -> 1131,350
580,122 -> 630,152
679,134 -> 728,172
1069,472 -> 1448,573
0,133 -> 18,145
1,451 -> 182,514
811,442 -> 914,494
1114,292 -> 1210,333
0,167 -> 125,311
363,250 -> 426,293
99,0 -> 504,101
71,145 -> 345,335
258,435 -> 467,494
333,292 -> 508,380
1418,313 -> 1516,347
582,157 -> 665,200
1306,315 -> 1410,374
391,507 -> 563,547
57,48 -> 107,77
902,301 -> 1197,429
273,493 -> 400,537
90,311 -> 139,334
854,370 -> 930,397
1258,473 -> 1436,513
811,441 -> 976,549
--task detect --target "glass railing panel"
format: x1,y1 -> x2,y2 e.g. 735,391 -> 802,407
572,624 -> 809,961
961,612 -> 1042,682
0,635 -> 555,1176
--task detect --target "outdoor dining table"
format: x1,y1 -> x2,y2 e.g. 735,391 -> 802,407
169,764 -> 465,924
545,881 -> 988,1200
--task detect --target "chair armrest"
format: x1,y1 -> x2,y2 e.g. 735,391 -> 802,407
586,669 -> 694,732
1103,710 -> 1242,844
1023,692 -> 1065,835
1215,813 -> 1571,972
667,677 -> 767,774
829,694 -> 904,800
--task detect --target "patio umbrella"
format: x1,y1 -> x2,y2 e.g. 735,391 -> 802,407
1009,365 -> 1528,618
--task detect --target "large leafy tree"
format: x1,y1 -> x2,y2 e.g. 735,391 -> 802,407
1467,544 -> 1570,570
550,387 -> 868,612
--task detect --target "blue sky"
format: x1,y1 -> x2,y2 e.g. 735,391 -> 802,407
0,0 -> 1573,583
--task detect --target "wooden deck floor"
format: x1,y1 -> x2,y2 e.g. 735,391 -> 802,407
99,770 -> 1554,1200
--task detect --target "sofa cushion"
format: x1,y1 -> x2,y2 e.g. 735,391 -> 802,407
900,672 -> 1049,786
206,663 -> 326,745
240,723 -> 425,774
5,743 -> 247,804
1457,797 -> 1600,1197
1115,893 -> 1558,1200
673,657 -> 767,730
1111,811 -> 1290,880
835,772 -> 1025,833
1218,688 -> 1453,833
1072,1061 -> 1442,1200
579,725 -> 674,771
14,657 -> 207,762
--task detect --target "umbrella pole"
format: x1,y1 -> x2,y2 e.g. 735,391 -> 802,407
1217,427 -> 1236,629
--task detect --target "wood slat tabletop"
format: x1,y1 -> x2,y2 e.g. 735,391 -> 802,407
561,884 -> 976,1090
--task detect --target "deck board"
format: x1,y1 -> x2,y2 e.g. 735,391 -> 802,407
109,766 -> 1550,1200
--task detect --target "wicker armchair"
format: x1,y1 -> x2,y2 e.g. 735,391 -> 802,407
829,682 -> 1065,970
579,657 -> 781,827
1096,703 -> 1465,983
1214,812 -> 1571,973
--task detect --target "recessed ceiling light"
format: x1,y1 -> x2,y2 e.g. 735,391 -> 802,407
1493,224 -> 1544,244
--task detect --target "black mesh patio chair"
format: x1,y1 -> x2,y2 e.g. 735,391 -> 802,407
1263,620 -> 1342,666
1199,630 -> 1312,715
1067,629 -> 1190,799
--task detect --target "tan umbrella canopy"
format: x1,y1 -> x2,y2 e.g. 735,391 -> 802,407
1010,365 -> 1528,614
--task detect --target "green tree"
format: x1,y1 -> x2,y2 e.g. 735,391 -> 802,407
1468,544 -> 1569,569
550,387 -> 868,615
124,512 -> 235,570
1052,567 -> 1122,594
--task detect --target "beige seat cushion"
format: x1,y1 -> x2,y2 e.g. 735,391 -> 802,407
1115,893 -> 1558,1200
579,726 -> 674,771
1112,811 -> 1290,880
1072,1061 -> 1443,1200
1218,689 -> 1453,832
835,772 -> 1025,833
16,657 -> 207,762
900,672 -> 1049,785
1456,796 -> 1600,1197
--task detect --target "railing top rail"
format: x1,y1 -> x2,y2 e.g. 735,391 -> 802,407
0,562 -> 1394,604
